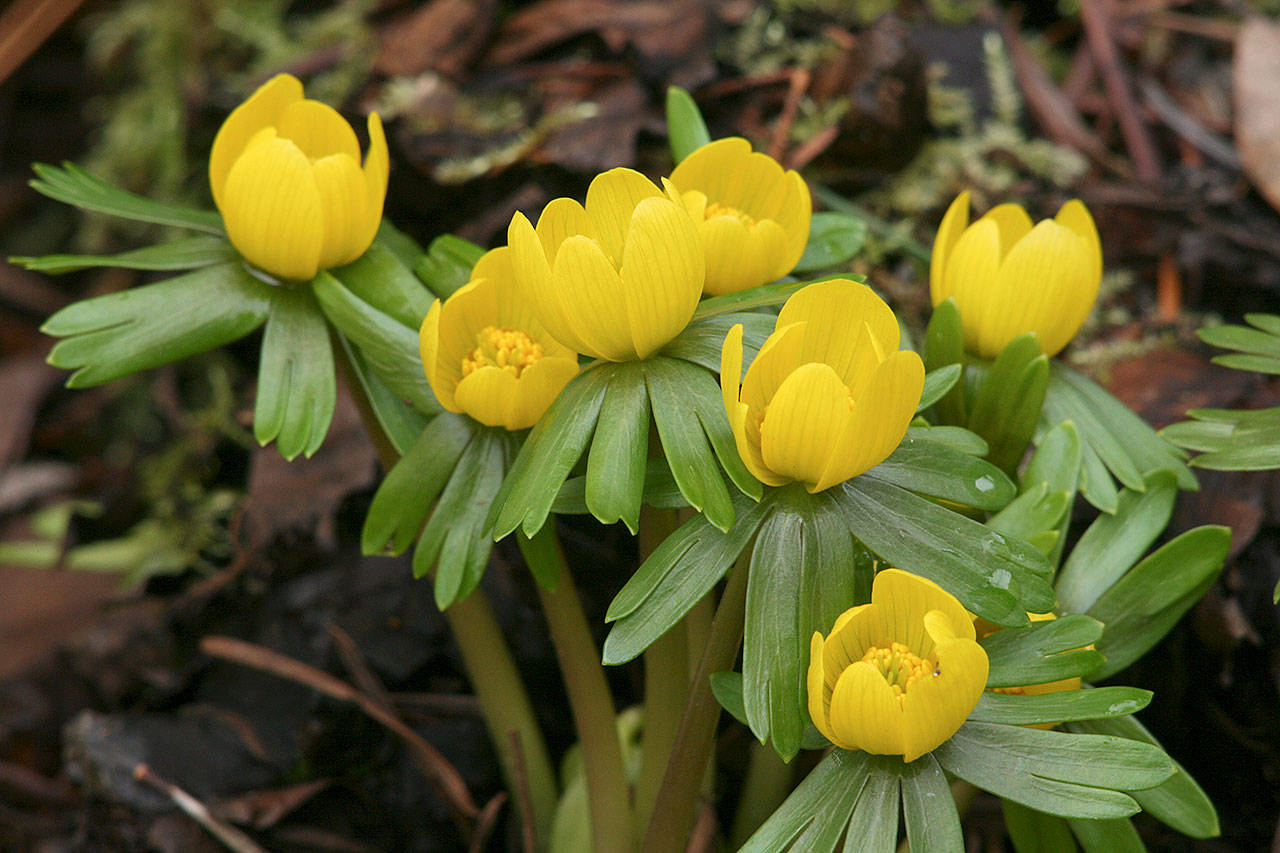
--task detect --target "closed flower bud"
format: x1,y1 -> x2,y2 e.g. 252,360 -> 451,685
720,279 -> 924,493
210,74 -> 389,282
930,192 -> 1103,358
667,138 -> 811,295
420,247 -> 580,430
808,569 -> 988,762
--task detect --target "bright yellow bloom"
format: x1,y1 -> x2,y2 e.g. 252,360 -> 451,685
210,74 -> 389,282
808,569 -> 989,762
507,168 -> 704,361
720,279 -> 924,493
667,138 -> 811,295
420,247 -> 580,430
930,192 -> 1102,358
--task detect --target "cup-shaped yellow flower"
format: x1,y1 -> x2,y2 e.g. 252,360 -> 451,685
720,279 -> 924,493
420,247 -> 580,431
667,138 -> 811,295
209,73 -> 389,282
506,168 -> 704,361
808,568 -> 989,762
930,191 -> 1103,358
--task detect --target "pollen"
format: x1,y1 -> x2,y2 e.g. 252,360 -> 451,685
705,201 -> 758,228
462,326 -> 544,379
861,642 -> 939,704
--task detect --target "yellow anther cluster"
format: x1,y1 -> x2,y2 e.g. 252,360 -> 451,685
705,201 -> 757,228
861,641 -> 938,702
462,325 -> 544,378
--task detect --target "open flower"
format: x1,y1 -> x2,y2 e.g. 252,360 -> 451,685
420,247 -> 580,430
507,168 -> 703,362
210,73 -> 389,282
930,192 -> 1102,358
667,138 -> 811,295
808,569 -> 988,762
720,279 -> 924,493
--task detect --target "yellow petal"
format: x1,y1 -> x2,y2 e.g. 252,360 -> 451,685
828,661 -> 906,756
720,323 -> 744,418
209,74 -> 303,208
509,212 -> 593,355
275,98 -> 361,161
942,218 -> 1001,354
775,279 -> 901,392
1054,199 -> 1102,289
869,569 -> 976,653
807,632 -> 855,750
758,362 -> 853,488
619,196 -> 703,358
739,320 -> 806,417
310,152 -> 370,269
720,323 -> 783,487
535,197 -> 596,267
506,355 -> 581,430
930,192 -> 970,305
553,235 -> 636,361
584,168 -> 663,264
419,299 -> 458,412
453,365 -> 520,428
821,603 -> 887,690
898,613 -> 988,761
361,112 -> 390,251
699,214 -> 772,297
668,137 -> 754,207
755,218 -> 797,285
981,203 -> 1034,260
773,171 -> 812,269
221,128 -> 324,281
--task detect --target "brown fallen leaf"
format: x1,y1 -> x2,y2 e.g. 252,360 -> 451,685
1234,17 -> 1280,213
375,0 -> 499,78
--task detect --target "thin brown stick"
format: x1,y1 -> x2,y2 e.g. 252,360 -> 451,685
508,731 -> 538,853
326,622 -> 395,709
0,0 -> 84,86
133,764 -> 269,853
467,793 -> 509,853
768,67 -> 810,162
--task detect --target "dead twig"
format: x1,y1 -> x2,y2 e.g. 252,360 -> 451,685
326,622 -> 395,710
0,0 -> 85,87
133,763 -> 269,853
1138,76 -> 1239,168
468,792 -> 509,853
768,66 -> 810,163
508,730 -> 538,853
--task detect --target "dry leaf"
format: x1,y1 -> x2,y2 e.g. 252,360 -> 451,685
1234,17 -> 1280,212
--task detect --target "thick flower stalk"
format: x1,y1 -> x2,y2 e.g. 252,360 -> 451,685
930,192 -> 1102,358
420,247 -> 580,430
720,279 -> 924,492
210,73 -> 389,282
667,138 -> 811,295
808,569 -> 988,762
507,168 -> 703,361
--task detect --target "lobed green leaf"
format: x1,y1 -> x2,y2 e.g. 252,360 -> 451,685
981,615 -> 1104,689
665,86 -> 711,164
30,161 -> 224,233
13,235 -> 235,274
254,287 -> 335,460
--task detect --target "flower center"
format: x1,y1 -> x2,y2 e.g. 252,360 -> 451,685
462,326 -> 544,378
861,641 -> 938,702
705,201 -> 757,228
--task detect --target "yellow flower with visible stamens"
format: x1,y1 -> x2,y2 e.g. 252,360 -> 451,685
209,73 -> 389,282
667,138 -> 811,295
720,279 -> 924,493
808,568 -> 989,762
420,247 -> 580,431
930,192 -> 1102,358
506,168 -> 704,362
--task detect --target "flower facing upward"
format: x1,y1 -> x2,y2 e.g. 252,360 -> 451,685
930,192 -> 1102,358
507,168 -> 704,361
420,247 -> 580,431
667,138 -> 811,295
210,74 -> 389,282
808,569 -> 988,762
720,279 -> 924,493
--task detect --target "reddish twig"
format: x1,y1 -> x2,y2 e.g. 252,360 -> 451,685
133,763 -> 269,853
768,67 -> 810,163
468,792 -> 509,853
507,731 -> 538,853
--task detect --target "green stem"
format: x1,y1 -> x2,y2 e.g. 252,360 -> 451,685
519,525 -> 634,853
728,739 -> 795,848
641,552 -> 751,853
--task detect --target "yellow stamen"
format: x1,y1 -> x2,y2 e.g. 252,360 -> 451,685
860,641 -> 939,704
705,201 -> 757,228
462,326 -> 544,378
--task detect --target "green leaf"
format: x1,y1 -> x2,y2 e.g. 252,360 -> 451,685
585,362 -> 649,532
1002,800 -> 1077,853
1023,421 -> 1082,567
1086,525 -> 1229,680
361,413 -> 474,555
660,311 -> 774,376
692,279 -> 814,319
740,750 -> 869,853
917,363 -> 961,412
372,220 -> 427,269
966,335 -> 1049,474
331,241 -> 433,330
906,424 -> 988,455
934,721 -> 1173,819
665,85 -> 711,164
311,272 -> 440,417
254,287 -> 335,460
981,615 -> 1105,689
839,477 -> 1054,625
1068,816 -> 1144,853
924,298 -> 966,425
969,687 -> 1151,726
603,494 -> 769,664
709,671 -> 748,725
43,261 -> 271,388
1162,408 -> 1280,471
414,233 -> 485,299
1067,716 -> 1219,839
646,358 -> 735,531
1054,471 -> 1177,613
1198,321 -> 1280,358
335,333 -> 430,456
901,753 -> 963,853
29,161 -> 224,234
863,434 -> 1015,511
842,757 -> 900,853
988,484 -> 1071,555
1212,351 -> 1280,374
553,457 -> 690,514
489,364 -> 611,539
13,235 -> 235,274
793,212 -> 867,273
1076,438 -> 1119,513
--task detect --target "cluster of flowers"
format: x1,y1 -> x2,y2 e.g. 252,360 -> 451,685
214,74 -> 1104,762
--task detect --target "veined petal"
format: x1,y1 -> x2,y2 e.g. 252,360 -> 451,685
898,615 -> 987,761
619,196 -> 702,358
553,235 -> 636,361
822,604 -> 887,692
509,212 -> 593,355
438,275 -> 500,373
758,362 -> 853,488
221,128 -> 324,281
720,323 -> 744,419
275,99 -> 361,161
209,74 -> 303,208
1054,199 -> 1102,287
930,192 -> 970,304
479,247 -> 538,334
360,113 -> 390,250
981,203 -> 1034,260
868,569 -> 975,656
676,187 -> 707,222
739,320 -> 806,416
668,137 -> 753,207
942,219 -> 1001,354
772,171 -> 812,267
454,365 -> 520,428
507,355 -> 580,430
808,633 -> 855,749
699,215 -> 772,297
536,197 -> 596,267
720,324 -> 784,486
584,168 -> 663,264
754,217 -> 798,284
829,662 -> 906,756
775,279 -> 900,391
419,299 -> 455,411
310,152 -> 370,269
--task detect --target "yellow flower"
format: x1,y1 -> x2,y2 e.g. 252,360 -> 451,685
930,192 -> 1103,358
667,138 -> 811,295
209,73 -> 389,282
720,279 -> 924,493
507,168 -> 703,361
808,568 -> 989,762
420,247 -> 580,430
